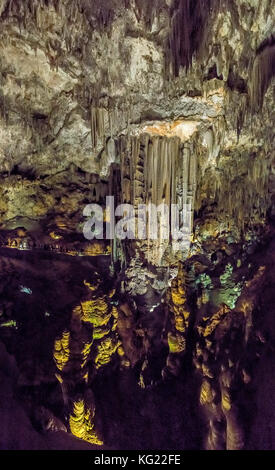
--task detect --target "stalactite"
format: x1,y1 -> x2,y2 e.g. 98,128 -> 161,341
211,150 -> 270,231
78,0 -> 128,30
133,0 -> 161,28
118,131 -> 198,266
167,0 -> 213,76
250,36 -> 275,111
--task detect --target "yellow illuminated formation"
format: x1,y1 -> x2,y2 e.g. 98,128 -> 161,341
168,332 -> 186,354
81,341 -> 93,369
221,390 -> 232,411
53,331 -> 70,371
49,231 -> 63,240
200,380 -> 214,405
93,325 -> 110,340
95,335 -> 120,369
111,306 -> 118,330
203,304 -> 230,337
167,265 -> 190,358
69,400 -> 103,445
81,299 -> 111,327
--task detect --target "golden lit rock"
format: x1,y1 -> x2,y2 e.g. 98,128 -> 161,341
81,299 -> 111,327
95,335 -> 120,369
49,231 -> 63,240
53,331 -> 70,372
168,332 -> 186,354
203,305 -> 230,337
69,399 -> 103,446
200,380 -> 214,405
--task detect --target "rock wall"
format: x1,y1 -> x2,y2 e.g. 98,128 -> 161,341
0,0 -> 274,450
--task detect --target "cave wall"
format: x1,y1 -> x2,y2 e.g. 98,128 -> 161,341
0,0 -> 273,236
0,0 -> 274,451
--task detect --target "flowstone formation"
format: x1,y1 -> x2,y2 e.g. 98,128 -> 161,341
0,0 -> 274,450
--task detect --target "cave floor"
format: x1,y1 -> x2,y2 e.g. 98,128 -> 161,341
0,237 -> 274,450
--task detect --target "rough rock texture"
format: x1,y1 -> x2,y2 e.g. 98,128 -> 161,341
0,0 -> 274,450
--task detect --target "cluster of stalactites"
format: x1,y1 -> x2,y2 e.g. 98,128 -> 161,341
250,36 -> 275,112
213,152 -> 270,231
166,0 -> 213,76
194,266 -> 266,450
90,103 -> 132,150
0,0 -> 163,33
1,1 -> 68,26
120,133 -> 198,211
231,35 -> 275,134
0,0 -> 90,66
117,132 -> 199,265
69,399 -> 103,445
163,264 -> 191,377
0,0 -> 118,61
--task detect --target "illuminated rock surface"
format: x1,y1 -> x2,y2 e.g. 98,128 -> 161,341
0,0 -> 274,450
